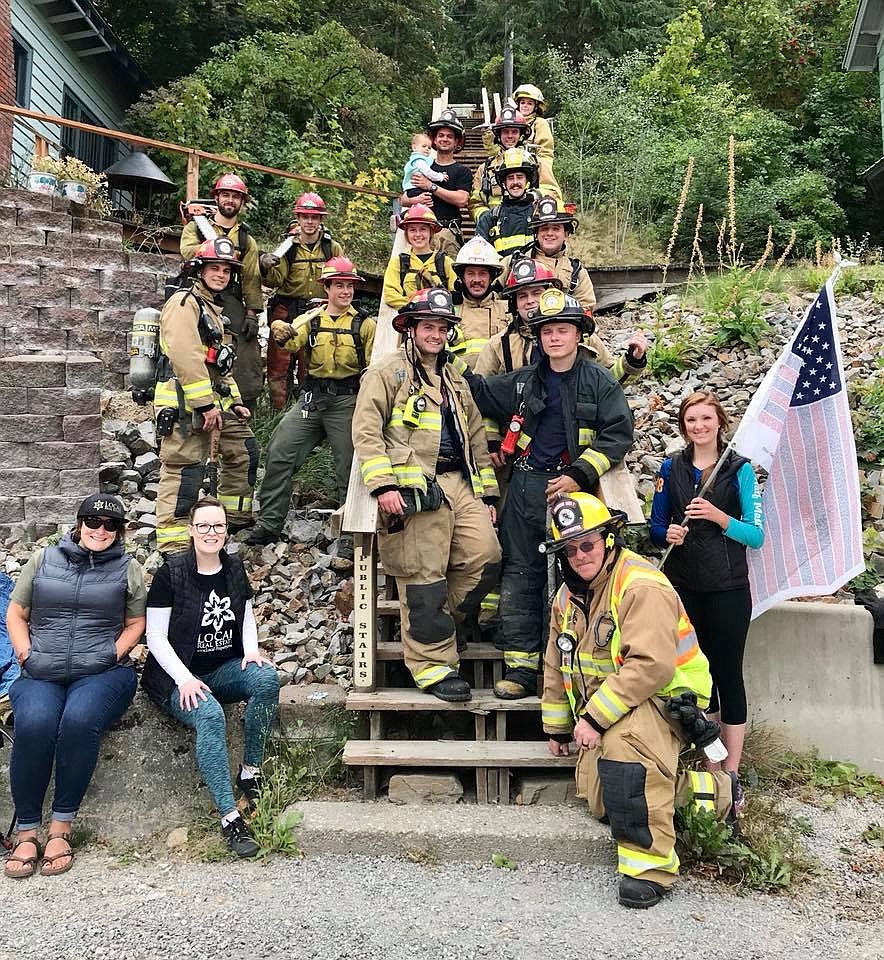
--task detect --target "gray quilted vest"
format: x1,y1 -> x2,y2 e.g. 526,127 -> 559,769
24,533 -> 130,682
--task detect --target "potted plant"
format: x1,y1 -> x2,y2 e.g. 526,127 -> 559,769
58,157 -> 112,215
27,154 -> 63,195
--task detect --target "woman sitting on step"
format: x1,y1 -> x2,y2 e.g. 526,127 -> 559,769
141,497 -> 280,858
5,494 -> 145,880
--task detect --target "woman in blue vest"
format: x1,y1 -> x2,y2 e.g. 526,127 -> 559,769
4,494 -> 145,879
142,497 -> 279,858
649,391 -> 764,808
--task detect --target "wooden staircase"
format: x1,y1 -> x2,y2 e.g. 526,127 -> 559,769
344,576 -> 576,804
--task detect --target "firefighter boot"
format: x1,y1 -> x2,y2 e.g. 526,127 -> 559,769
427,676 -> 472,703
494,678 -> 531,699
618,876 -> 667,909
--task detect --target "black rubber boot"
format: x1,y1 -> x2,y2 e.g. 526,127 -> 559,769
617,876 -> 668,909
244,525 -> 281,546
427,677 -> 472,702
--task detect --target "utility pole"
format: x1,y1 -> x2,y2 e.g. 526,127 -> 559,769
503,19 -> 514,101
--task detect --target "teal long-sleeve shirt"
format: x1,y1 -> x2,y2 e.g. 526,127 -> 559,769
649,459 -> 764,549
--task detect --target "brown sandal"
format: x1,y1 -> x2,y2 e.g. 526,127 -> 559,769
40,832 -> 74,877
4,836 -> 41,880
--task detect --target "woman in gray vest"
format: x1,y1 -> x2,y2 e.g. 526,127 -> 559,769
4,494 -> 146,879
142,497 -> 279,858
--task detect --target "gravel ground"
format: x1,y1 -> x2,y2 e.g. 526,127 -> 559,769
1,803 -> 882,960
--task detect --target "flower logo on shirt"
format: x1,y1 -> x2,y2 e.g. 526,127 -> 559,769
202,590 -> 236,632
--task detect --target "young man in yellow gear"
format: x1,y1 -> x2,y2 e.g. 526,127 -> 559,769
448,237 -> 509,371
155,237 -> 257,553
245,258 -> 375,546
258,192 -> 344,410
474,148 -> 540,257
352,288 -> 501,702
542,493 -> 737,908
180,174 -> 264,414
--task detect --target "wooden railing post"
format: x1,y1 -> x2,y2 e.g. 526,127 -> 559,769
186,151 -> 200,199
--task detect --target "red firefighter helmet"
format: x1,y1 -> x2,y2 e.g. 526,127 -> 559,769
211,173 -> 249,199
320,256 -> 364,285
188,236 -> 241,269
398,203 -> 443,234
392,287 -> 458,334
502,258 -> 560,297
293,192 -> 328,216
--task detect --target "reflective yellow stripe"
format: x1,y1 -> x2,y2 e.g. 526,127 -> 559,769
575,652 -> 617,677
218,495 -> 253,513
413,662 -> 459,689
589,683 -> 629,725
471,473 -> 484,496
156,525 -> 190,547
483,417 -> 501,437
388,408 -> 443,430
181,378 -> 212,398
617,845 -> 680,877
153,385 -> 179,406
392,465 -> 427,491
578,447 -> 611,476
503,650 -> 540,670
480,591 -> 499,612
577,427 -> 595,446
612,356 -> 626,382
219,393 -> 237,411
361,456 -> 394,483
453,338 -> 488,357
540,700 -> 572,730
689,770 -> 716,813
494,232 -> 533,255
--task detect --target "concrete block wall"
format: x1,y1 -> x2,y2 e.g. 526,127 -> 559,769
0,352 -> 102,539
0,187 -> 173,388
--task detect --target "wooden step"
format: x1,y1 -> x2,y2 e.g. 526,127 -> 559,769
344,739 -> 575,768
377,640 -> 500,660
347,688 -> 538,712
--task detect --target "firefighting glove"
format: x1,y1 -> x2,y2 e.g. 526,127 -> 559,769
259,252 -> 281,274
665,692 -> 721,749
271,320 -> 295,346
243,312 -> 259,341
401,478 -> 445,516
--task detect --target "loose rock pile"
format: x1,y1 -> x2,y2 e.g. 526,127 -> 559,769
2,289 -> 882,689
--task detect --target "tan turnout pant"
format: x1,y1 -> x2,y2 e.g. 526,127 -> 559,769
377,472 -> 501,690
576,699 -> 734,887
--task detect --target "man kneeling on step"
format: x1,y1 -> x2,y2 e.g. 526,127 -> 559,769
542,493 -> 737,909
352,288 -> 501,702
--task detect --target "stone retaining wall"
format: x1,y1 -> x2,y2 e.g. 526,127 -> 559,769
0,187 -> 171,389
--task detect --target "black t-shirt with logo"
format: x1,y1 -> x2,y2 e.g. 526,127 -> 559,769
147,564 -> 246,675
405,161 -> 472,226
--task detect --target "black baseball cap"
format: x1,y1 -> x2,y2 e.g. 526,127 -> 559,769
76,494 -> 125,520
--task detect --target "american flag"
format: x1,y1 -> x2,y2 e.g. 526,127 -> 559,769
730,272 -> 865,619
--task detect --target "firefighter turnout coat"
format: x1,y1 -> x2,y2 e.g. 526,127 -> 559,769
541,548 -> 734,886
154,281 -> 258,552
352,346 -> 501,690
450,294 -> 510,370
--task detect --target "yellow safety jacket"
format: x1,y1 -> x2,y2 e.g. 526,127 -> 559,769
271,304 -> 376,380
450,294 -> 510,370
263,234 -> 344,300
382,248 -> 457,310
154,281 -> 241,416
180,219 -> 263,313
469,153 -> 506,221
481,122 -> 560,198
541,549 -> 712,736
352,347 -> 499,503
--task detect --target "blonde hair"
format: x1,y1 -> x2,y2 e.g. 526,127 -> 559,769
411,132 -> 431,150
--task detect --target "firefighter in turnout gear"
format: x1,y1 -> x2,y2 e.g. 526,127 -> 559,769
469,108 -> 530,221
259,193 -> 344,410
457,287 -> 634,700
475,148 -> 539,257
383,205 -> 457,310
448,238 -> 509,371
180,174 -> 264,413
352,288 -> 501,703
542,493 -> 736,909
245,258 -> 376,546
155,237 -> 258,553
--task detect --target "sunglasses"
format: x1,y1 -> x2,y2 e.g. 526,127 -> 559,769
193,522 -> 228,535
82,516 -> 123,532
562,531 -> 604,558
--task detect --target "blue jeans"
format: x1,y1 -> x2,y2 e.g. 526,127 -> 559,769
9,664 -> 137,830
164,659 -> 279,817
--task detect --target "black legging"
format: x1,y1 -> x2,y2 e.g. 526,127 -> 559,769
675,586 -> 751,725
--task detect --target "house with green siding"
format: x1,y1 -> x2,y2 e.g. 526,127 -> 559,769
844,0 -> 884,193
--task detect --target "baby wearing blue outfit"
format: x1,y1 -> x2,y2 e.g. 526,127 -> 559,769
402,132 -> 449,191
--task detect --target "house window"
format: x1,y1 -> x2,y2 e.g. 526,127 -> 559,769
60,87 -> 117,172
13,33 -> 32,108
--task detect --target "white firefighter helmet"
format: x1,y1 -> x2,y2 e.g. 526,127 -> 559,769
453,237 -> 503,279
